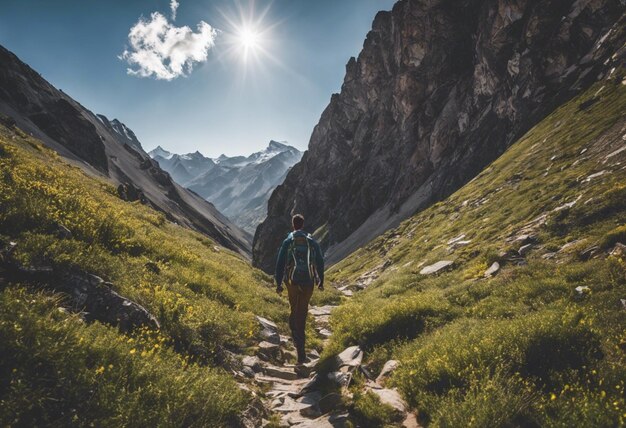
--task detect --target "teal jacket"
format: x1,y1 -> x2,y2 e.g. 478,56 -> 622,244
275,230 -> 324,287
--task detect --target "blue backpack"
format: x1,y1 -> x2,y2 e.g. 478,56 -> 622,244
285,232 -> 317,286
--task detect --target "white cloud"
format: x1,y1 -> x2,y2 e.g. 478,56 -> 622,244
170,0 -> 179,20
120,11 -> 218,80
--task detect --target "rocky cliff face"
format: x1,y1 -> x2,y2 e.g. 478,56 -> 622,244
254,0 -> 626,272
0,45 -> 251,256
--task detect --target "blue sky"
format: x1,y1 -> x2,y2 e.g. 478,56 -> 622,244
0,0 -> 395,157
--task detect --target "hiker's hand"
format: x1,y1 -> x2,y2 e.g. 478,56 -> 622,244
318,283 -> 324,291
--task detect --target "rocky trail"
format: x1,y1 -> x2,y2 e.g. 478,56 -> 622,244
240,288 -> 420,428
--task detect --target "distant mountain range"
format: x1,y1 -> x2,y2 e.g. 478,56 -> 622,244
149,141 -> 302,234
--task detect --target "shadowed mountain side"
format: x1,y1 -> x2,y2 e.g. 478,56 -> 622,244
254,0 -> 626,272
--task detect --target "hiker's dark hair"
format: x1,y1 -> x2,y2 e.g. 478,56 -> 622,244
292,214 -> 304,230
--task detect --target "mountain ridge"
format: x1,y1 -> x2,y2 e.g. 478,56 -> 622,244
253,0 -> 626,272
0,44 -> 252,257
149,140 -> 303,234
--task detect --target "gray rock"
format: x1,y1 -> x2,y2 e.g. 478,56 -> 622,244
0,248 -> 159,333
484,262 -> 500,277
317,328 -> 332,338
264,365 -> 299,381
370,388 -> 408,417
336,345 -> 363,368
518,244 -> 533,256
402,412 -> 422,428
580,245 -> 600,260
257,341 -> 281,361
419,260 -> 454,275
574,285 -> 591,296
446,234 -> 466,245
376,360 -> 400,385
256,315 -> 281,345
242,366 -> 255,378
291,412 -> 349,428
242,355 -> 263,372
273,396 -> 313,413
513,234 -> 535,245
309,306 -> 335,317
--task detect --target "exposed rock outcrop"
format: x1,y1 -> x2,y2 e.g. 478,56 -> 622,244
254,0 -> 626,272
0,242 -> 159,332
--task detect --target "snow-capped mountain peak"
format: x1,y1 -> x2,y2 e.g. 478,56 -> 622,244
148,140 -> 303,233
149,146 -> 174,160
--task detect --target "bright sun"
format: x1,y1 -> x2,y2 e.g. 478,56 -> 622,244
239,27 -> 259,50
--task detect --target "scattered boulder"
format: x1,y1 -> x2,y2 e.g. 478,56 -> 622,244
446,234 -> 466,245
376,360 -> 400,385
559,240 -> 585,253
580,245 -> 600,261
369,388 -> 408,419
317,327 -> 332,339
510,234 -> 536,245
0,245 -> 159,332
257,341 -> 281,361
309,306 -> 335,317
256,315 -> 281,345
621,299 -> 626,310
419,260 -> 454,275
518,244 -> 533,256
484,262 -> 500,277
575,285 -> 590,296
337,346 -> 363,368
583,170 -> 608,182
242,355 -> 263,373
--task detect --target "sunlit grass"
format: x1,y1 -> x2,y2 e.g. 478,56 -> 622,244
324,80 -> 626,426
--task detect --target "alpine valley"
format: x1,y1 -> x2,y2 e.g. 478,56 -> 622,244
0,0 -> 625,427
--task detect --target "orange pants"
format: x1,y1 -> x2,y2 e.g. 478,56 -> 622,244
286,282 -> 314,362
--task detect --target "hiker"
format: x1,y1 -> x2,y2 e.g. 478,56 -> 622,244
275,214 -> 324,364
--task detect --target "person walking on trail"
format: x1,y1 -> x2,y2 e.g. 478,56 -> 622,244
275,214 -> 324,365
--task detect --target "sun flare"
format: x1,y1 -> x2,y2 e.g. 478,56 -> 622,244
239,27 -> 259,50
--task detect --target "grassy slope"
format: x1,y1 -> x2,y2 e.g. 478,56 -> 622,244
0,124 -> 338,425
326,80 -> 626,427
